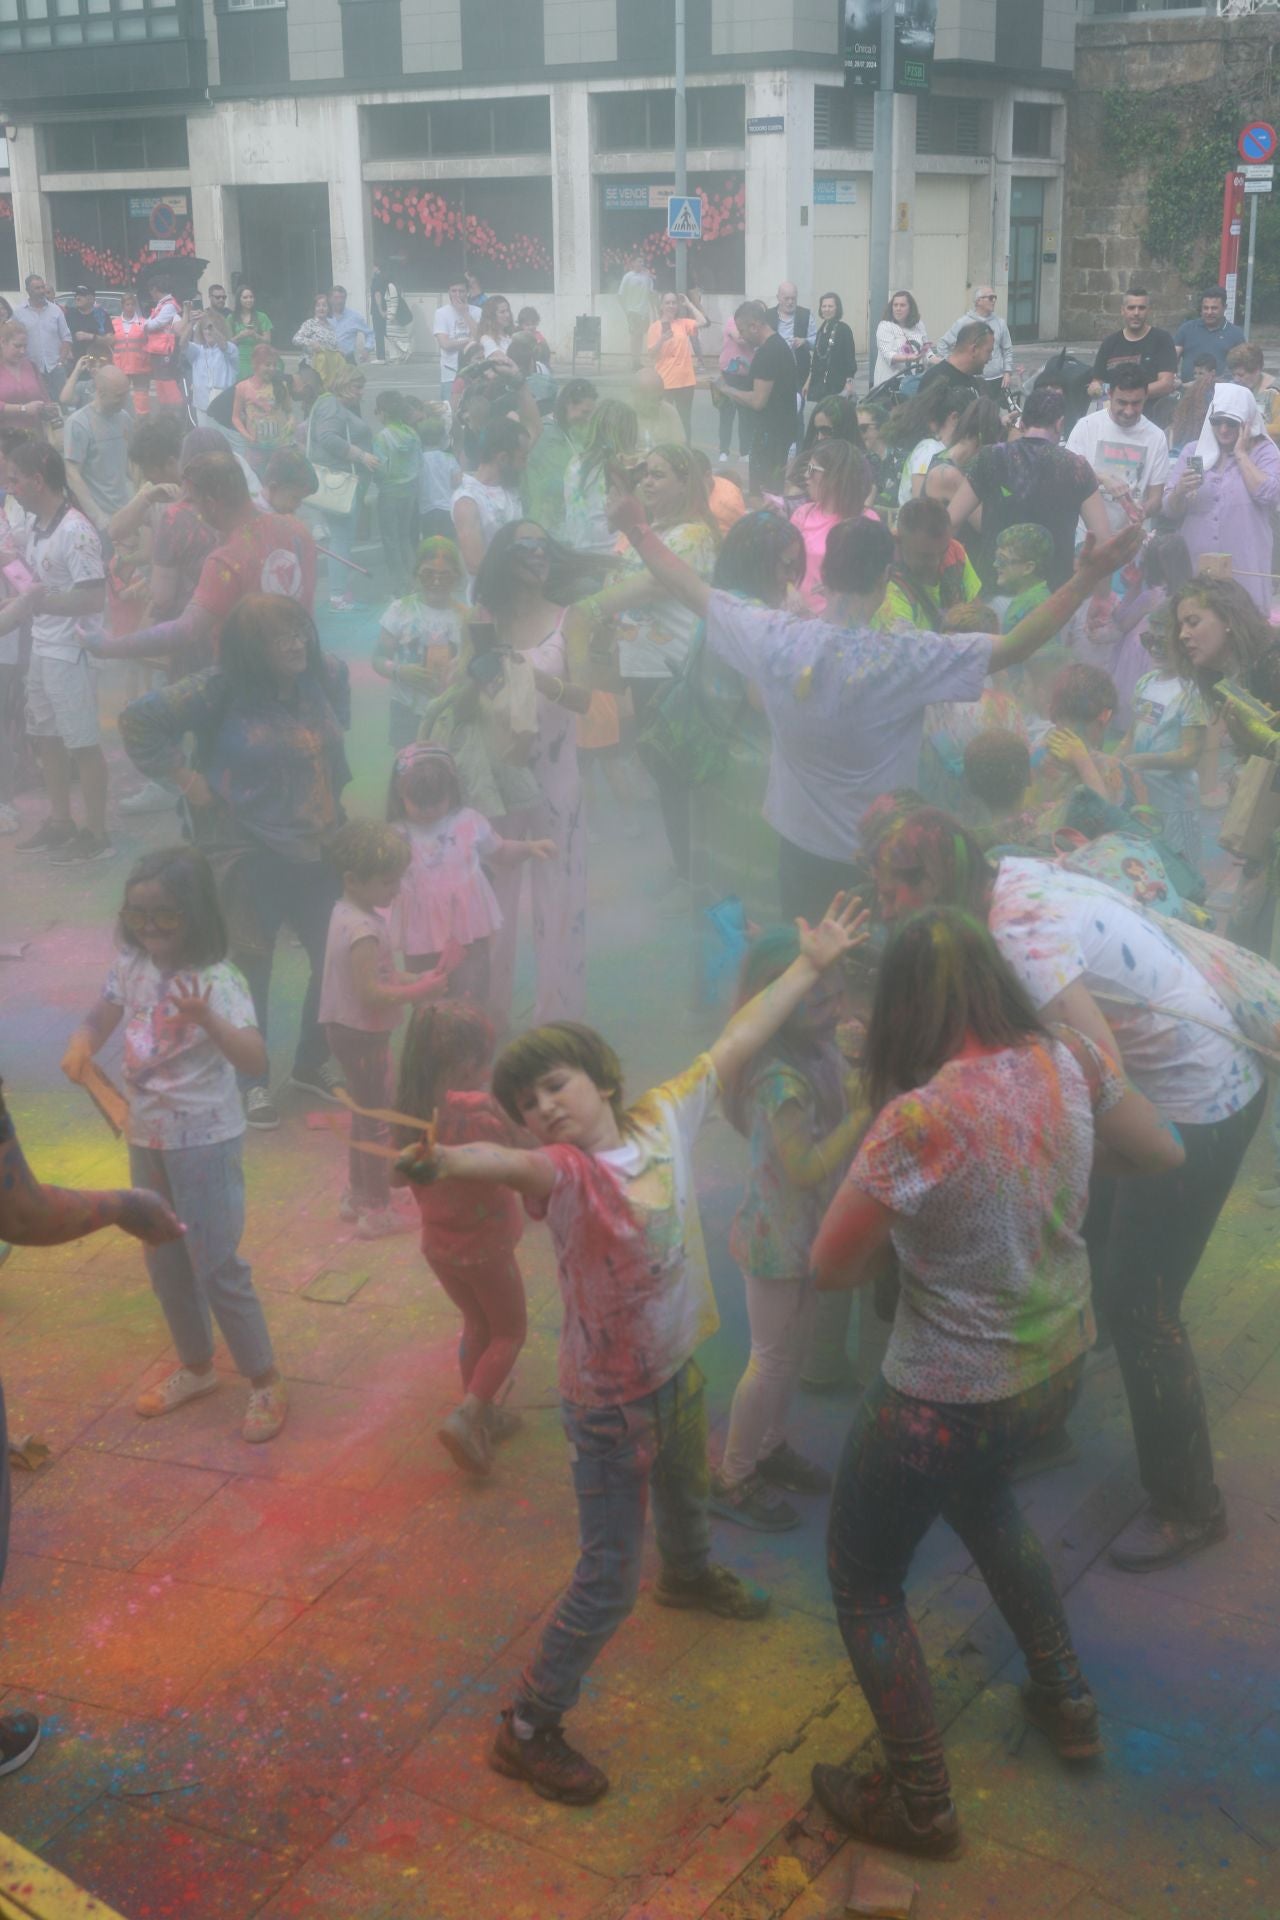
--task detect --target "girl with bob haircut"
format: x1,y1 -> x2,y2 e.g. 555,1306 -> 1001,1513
807,906 -> 1182,1860
396,892 -> 869,1810
61,846 -> 288,1443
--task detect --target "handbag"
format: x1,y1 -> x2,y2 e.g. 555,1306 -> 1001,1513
1219,754 -> 1280,861
636,625 -> 752,788
390,284 -> 412,328
304,408 -> 360,519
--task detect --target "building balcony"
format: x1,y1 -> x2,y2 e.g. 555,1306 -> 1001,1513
0,0 -> 207,107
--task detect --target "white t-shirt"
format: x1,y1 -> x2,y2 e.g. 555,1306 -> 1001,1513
451,475 -> 522,591
852,1033 -> 1124,1401
21,502 -> 106,661
432,303 -> 481,381
104,953 -> 257,1151
990,858 -> 1263,1125
1065,410 -> 1170,533
899,436 -> 944,505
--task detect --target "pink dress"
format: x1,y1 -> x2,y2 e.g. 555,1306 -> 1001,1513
390,809 -> 503,956
487,615 -> 586,1026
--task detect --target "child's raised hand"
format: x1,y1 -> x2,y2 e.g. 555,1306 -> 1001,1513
1046,726 -> 1088,769
796,893 -> 871,973
524,839 -> 556,861
61,1032 -> 93,1084
167,979 -> 215,1028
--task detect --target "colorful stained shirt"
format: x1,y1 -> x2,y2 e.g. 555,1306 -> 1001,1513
104,953 -> 256,1150
850,1032 -> 1125,1402
378,596 -> 465,717
704,589 -> 991,861
989,856 -> 1263,1124
189,511 -> 316,628
525,1054 -> 721,1408
615,519 -> 718,678
119,656 -> 350,862
875,539 -> 981,632
730,1061 -> 850,1281
412,1090 -> 524,1266
1129,669 -> 1208,863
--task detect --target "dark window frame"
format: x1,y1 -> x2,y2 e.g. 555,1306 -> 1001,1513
44,115 -> 189,171
364,96 -> 552,160
214,0 -> 288,86
915,95 -> 987,157
1011,101 -> 1053,159
0,0 -> 181,50
595,85 -> 745,152
813,83 -> 874,150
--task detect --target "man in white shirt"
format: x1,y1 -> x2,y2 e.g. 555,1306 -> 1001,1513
2,441 -> 111,864
433,281 -> 481,400
1066,373 -> 1170,531
327,285 -> 373,362
11,273 -> 72,394
617,255 -> 656,368
64,365 -> 136,530
936,286 -> 1013,390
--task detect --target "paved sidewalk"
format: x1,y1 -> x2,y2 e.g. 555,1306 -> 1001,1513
0,609 -> 1277,1920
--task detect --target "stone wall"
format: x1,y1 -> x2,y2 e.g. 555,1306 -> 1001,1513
1063,13 -> 1280,337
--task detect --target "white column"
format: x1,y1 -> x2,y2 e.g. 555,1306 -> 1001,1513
744,69 -> 813,301
326,98 -> 367,303
887,93 -> 916,296
7,127 -> 54,284
549,81 -> 596,358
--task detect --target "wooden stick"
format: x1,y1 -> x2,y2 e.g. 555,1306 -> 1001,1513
348,1140 -> 408,1162
332,1086 -> 437,1141
79,1062 -> 129,1137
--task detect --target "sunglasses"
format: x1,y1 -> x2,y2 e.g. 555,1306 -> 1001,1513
513,537 -> 549,556
122,906 -> 184,933
813,424 -> 834,439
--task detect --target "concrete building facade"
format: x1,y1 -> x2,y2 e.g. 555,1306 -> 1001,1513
0,0 -> 1077,358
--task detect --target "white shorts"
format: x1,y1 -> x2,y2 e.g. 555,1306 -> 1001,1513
25,652 -> 100,751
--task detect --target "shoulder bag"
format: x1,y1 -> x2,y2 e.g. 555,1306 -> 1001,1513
304,406 -> 361,519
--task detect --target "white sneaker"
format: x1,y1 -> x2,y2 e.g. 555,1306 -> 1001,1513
135,1367 -> 219,1419
119,779 -> 179,815
355,1205 -> 413,1240
338,1188 -> 359,1223
0,804 -> 19,836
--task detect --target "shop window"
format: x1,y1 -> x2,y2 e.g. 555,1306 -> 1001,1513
49,187 -> 193,289
341,0 -> 400,82
370,177 -> 554,293
460,0 -> 542,73
597,172 -> 744,295
915,96 -> 986,156
596,86 -> 744,151
44,116 -> 189,171
216,0 -> 288,85
365,97 -> 551,160
813,84 -> 874,150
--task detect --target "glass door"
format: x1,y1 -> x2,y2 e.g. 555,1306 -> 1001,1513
1009,177 -> 1045,343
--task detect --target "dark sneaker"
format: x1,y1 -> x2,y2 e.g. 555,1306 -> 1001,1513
438,1405 -> 492,1476
51,829 -> 113,866
15,818 -> 76,855
244,1087 -> 281,1130
1020,1684 -> 1103,1762
758,1441 -> 831,1495
1009,1426 -> 1079,1485
654,1562 -> 770,1620
289,1062 -> 346,1104
0,1712 -> 40,1776
482,1403 -> 523,1446
708,1469 -> 800,1533
811,1763 -> 962,1860
1108,1493 -> 1227,1573
489,1709 -> 608,1805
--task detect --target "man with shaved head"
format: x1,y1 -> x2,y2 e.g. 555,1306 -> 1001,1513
63,363 -> 135,530
936,285 -> 1013,391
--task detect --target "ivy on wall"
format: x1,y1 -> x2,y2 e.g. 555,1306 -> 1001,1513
1101,89 -> 1256,287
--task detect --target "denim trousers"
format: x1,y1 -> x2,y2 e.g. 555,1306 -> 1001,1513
229,847 -> 341,1090
828,1360 -> 1086,1804
517,1358 -> 710,1725
375,485 -> 418,595
1090,1082 -> 1265,1522
129,1137 -> 276,1379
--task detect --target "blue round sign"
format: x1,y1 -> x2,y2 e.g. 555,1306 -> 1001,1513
1239,121 -> 1277,164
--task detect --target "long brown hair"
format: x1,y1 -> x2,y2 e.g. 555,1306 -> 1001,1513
863,908 -> 1046,1111
1166,577 -> 1278,698
646,441 -> 720,539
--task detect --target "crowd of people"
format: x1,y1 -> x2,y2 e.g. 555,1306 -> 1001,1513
2,259 -> 1279,1873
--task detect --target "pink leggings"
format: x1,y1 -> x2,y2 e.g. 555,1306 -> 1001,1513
428,1252 -> 528,1404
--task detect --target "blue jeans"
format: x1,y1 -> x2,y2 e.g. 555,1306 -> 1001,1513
517,1358 -> 710,1725
376,485 -> 418,595
129,1137 -> 275,1378
228,847 -> 340,1090
320,481 -> 365,592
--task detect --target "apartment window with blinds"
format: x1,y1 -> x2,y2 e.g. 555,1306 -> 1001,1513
916,96 -> 986,156
814,84 -> 874,150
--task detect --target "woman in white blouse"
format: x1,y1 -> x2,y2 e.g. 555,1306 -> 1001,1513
873,290 -> 930,389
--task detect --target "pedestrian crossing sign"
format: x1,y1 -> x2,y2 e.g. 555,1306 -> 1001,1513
667,195 -> 703,240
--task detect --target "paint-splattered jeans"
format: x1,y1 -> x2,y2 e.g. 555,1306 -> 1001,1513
1090,1082 -> 1265,1524
517,1358 -> 710,1727
827,1360 -> 1087,1806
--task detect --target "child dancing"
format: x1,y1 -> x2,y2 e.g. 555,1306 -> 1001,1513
387,744 -> 553,1008
61,846 -> 287,1443
397,892 -> 868,1806
710,927 -> 871,1531
317,820 -> 454,1240
391,1000 -> 527,1476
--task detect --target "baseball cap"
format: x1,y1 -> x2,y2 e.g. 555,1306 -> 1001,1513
74,284 -> 92,295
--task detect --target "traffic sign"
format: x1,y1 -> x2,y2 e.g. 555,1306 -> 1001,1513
666,195 -> 702,240
1239,121 -> 1277,164
1241,164 -> 1274,181
1245,179 -> 1273,195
